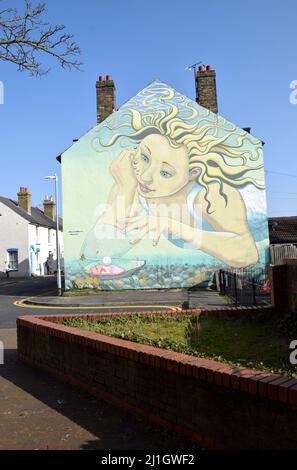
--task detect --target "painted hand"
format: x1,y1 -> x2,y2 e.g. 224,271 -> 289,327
110,149 -> 137,188
124,214 -> 169,246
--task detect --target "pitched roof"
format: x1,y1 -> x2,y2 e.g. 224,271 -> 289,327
57,79 -> 264,163
0,196 -> 63,230
268,216 -> 297,244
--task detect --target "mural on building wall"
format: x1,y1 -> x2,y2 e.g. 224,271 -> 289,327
63,81 -> 269,290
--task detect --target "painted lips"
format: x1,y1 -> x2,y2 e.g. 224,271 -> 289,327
139,183 -> 154,193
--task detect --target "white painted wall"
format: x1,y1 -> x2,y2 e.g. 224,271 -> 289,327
0,201 -> 64,277
28,224 -> 64,275
0,201 -> 30,276
46,228 -> 64,272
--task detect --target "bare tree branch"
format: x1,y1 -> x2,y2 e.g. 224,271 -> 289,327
0,0 -> 82,76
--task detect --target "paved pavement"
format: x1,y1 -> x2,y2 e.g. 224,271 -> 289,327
0,276 -> 226,450
0,277 -> 229,329
0,329 -> 197,450
23,289 -> 228,309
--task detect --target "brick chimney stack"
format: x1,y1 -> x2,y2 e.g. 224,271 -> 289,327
196,65 -> 218,114
17,187 -> 31,214
96,74 -> 116,124
43,195 -> 55,221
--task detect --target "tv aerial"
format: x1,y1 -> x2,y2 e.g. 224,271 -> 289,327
185,61 -> 203,79
185,61 -> 203,100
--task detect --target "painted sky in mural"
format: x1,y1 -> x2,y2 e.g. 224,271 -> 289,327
62,80 -> 269,290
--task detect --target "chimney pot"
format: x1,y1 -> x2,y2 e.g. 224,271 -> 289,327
18,187 -> 31,214
96,74 -> 116,123
99,75 -> 105,81
43,195 -> 55,221
196,65 -> 218,113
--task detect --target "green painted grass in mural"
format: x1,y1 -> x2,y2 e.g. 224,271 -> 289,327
62,313 -> 297,378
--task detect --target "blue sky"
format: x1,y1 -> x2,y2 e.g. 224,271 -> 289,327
1,0 -> 297,216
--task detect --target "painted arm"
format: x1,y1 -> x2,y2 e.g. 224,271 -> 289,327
99,149 -> 140,227
170,220 -> 258,268
196,183 -> 259,267
125,184 -> 259,268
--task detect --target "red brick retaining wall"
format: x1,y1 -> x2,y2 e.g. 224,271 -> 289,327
270,259 -> 297,312
17,309 -> 297,449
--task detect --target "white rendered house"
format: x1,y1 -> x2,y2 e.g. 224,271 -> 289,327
0,187 -> 63,277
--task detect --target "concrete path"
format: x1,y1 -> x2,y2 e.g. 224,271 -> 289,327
0,329 -> 196,450
0,279 -> 223,449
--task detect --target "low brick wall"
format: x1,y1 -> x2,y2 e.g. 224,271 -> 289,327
270,259 -> 297,312
17,309 -> 297,449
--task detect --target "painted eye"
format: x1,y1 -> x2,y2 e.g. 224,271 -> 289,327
141,154 -> 150,163
160,170 -> 172,178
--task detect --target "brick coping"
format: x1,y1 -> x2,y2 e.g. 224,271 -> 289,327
17,307 -> 297,407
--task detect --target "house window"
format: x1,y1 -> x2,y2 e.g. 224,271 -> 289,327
7,249 -> 18,271
48,229 -> 51,244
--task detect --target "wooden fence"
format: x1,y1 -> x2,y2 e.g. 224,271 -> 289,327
270,244 -> 297,265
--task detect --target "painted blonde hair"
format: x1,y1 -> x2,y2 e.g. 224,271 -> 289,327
99,82 -> 264,212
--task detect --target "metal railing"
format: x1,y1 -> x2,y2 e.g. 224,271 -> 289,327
218,268 -> 271,306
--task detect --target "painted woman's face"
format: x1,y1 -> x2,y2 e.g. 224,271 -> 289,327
132,134 -> 190,198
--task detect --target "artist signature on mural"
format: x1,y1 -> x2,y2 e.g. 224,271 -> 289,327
68,230 -> 84,236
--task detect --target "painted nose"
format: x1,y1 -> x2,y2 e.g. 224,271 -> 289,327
141,168 -> 153,184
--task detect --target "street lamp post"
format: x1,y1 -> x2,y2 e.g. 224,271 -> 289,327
45,174 -> 62,296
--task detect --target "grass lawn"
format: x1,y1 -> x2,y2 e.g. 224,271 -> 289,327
63,313 -> 297,378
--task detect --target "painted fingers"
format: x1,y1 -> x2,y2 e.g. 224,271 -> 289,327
125,214 -> 163,246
